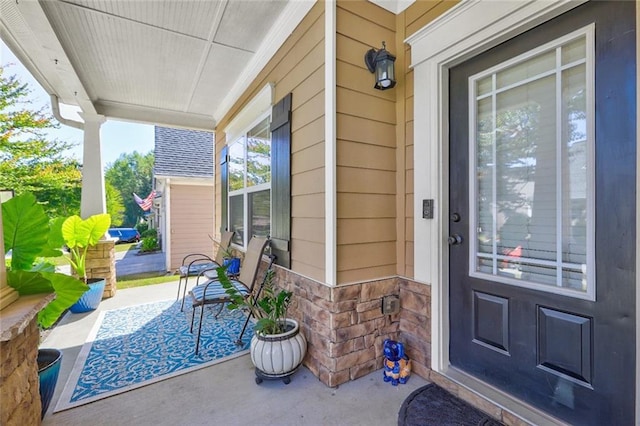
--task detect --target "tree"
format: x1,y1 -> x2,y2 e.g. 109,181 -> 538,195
0,64 -> 81,217
105,182 -> 125,225
104,151 -> 154,227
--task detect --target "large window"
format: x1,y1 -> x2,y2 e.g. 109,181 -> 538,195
469,28 -> 594,299
228,116 -> 271,248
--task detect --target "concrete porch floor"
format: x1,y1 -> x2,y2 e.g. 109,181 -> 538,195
41,280 -> 429,426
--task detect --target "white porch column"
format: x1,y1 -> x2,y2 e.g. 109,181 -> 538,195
80,114 -> 107,218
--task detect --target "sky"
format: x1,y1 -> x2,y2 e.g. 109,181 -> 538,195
1,41 -> 155,168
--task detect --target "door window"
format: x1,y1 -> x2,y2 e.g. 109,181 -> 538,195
469,27 -> 595,300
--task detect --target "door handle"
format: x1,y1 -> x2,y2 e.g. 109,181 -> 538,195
448,234 -> 463,245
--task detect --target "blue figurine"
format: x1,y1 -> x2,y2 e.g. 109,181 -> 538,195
383,339 -> 411,385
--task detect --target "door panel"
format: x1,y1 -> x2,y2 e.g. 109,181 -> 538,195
448,2 -> 636,425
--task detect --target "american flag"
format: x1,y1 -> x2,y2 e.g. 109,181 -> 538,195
133,190 -> 155,211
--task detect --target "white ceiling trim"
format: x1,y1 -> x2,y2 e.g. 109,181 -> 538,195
368,0 -> 415,15
95,99 -> 215,131
213,0 -> 316,124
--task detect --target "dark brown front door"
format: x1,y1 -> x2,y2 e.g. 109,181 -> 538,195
449,2 -> 636,425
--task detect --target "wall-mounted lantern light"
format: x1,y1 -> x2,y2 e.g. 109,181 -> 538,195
364,41 -> 396,90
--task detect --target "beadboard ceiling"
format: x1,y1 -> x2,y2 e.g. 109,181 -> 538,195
0,0 -> 314,130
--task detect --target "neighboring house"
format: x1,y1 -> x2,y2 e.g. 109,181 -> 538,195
1,1 -> 637,425
153,127 -> 214,271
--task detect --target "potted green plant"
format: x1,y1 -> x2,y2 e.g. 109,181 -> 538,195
2,193 -> 88,418
218,267 -> 306,384
3,193 -> 88,327
59,213 -> 111,313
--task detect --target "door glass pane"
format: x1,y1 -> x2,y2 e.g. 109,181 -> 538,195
496,50 -> 555,89
229,195 -> 244,246
471,33 -> 592,298
247,117 -> 271,187
250,190 -> 270,238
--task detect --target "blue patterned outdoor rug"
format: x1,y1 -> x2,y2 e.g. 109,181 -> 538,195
54,299 -> 252,412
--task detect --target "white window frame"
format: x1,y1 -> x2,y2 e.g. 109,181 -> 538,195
468,26 -> 595,301
227,112 -> 272,249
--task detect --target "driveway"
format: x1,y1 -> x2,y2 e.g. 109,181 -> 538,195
116,248 -> 166,277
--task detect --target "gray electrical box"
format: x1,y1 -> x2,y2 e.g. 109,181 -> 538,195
381,295 -> 400,315
422,199 -> 434,219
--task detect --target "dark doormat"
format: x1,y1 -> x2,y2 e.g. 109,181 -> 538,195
398,383 -> 504,426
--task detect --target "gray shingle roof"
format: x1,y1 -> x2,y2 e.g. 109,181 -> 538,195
154,126 -> 213,178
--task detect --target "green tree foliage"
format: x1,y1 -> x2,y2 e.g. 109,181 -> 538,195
104,151 -> 154,227
105,181 -> 125,226
0,65 -> 81,217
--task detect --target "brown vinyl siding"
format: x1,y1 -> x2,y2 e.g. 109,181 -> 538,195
335,1 -> 397,284
169,184 -> 215,269
215,2 -> 326,282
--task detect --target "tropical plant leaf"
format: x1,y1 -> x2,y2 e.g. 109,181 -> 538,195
6,270 -> 53,294
38,272 -> 88,329
39,216 -> 66,258
6,270 -> 87,328
84,213 -> 111,246
2,193 -> 49,270
61,215 -> 84,248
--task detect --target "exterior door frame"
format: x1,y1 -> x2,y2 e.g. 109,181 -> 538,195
406,0 -> 638,423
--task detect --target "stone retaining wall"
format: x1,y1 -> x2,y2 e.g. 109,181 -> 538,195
271,264 -> 431,387
0,294 -> 54,425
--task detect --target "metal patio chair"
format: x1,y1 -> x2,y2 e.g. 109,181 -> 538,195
176,230 -> 234,311
188,235 -> 270,355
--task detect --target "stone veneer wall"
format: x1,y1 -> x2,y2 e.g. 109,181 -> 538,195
84,239 -> 116,298
271,264 -> 431,387
1,294 -> 54,426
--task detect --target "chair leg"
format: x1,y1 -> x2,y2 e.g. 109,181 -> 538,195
196,303 -> 206,355
213,303 -> 225,319
177,275 -> 184,301
180,275 -> 190,312
190,304 -> 197,333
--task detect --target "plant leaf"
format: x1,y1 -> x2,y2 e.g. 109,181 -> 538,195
61,215 -> 84,248
41,216 -> 66,258
6,270 -> 88,328
38,272 -> 88,329
83,213 -> 111,246
7,270 -> 54,294
2,193 -> 50,270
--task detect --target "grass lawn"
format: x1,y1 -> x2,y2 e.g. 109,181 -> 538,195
115,242 -> 137,253
42,254 -> 71,267
117,272 -> 178,289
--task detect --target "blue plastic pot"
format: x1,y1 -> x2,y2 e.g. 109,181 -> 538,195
69,278 -> 106,313
38,348 -> 62,419
223,257 -> 241,275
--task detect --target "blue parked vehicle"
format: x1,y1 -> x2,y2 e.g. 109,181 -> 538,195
108,228 -> 141,244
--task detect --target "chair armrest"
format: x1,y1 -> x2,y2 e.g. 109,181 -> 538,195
195,263 -> 222,285
181,253 -> 214,266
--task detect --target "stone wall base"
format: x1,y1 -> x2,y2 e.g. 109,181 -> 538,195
85,239 -> 116,298
271,265 -> 430,387
0,294 -> 54,426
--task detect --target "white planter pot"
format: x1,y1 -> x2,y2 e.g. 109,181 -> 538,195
251,318 -> 307,381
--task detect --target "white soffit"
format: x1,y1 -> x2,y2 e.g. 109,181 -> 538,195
213,0 -> 316,123
0,0 -> 315,131
368,0 -> 415,15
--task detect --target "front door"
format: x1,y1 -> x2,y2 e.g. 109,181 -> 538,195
449,2 -> 636,425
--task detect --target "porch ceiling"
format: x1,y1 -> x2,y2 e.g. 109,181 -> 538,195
0,0 -> 313,131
